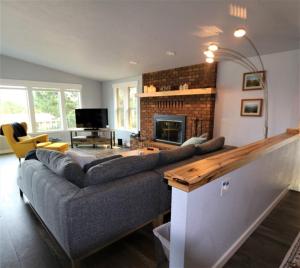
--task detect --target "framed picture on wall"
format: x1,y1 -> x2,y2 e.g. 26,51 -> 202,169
242,71 -> 265,90
241,99 -> 263,117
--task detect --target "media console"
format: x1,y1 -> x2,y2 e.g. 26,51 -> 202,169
69,128 -> 115,149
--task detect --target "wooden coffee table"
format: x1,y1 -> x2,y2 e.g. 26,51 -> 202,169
121,147 -> 159,157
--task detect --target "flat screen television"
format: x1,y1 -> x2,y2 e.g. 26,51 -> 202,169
75,108 -> 108,129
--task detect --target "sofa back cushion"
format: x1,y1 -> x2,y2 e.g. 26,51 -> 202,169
195,137 -> 225,155
85,153 -> 159,186
83,154 -> 123,172
158,144 -> 195,166
36,149 -> 85,188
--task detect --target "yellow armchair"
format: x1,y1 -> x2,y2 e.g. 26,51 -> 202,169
0,122 -> 50,160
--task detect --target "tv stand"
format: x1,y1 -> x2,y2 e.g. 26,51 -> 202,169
69,128 -> 115,149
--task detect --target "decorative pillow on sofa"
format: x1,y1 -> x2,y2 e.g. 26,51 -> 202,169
195,137 -> 225,155
158,144 -> 196,166
65,150 -> 97,168
181,133 -> 208,147
83,154 -> 123,172
36,149 -> 86,188
85,153 -> 159,186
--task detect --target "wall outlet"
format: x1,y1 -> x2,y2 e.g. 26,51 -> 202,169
220,181 -> 230,197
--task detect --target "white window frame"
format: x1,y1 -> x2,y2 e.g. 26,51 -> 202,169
113,81 -> 138,132
0,79 -> 82,133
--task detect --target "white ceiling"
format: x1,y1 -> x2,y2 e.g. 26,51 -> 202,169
1,0 -> 299,81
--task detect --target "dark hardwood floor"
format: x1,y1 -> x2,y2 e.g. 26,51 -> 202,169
225,190 -> 300,268
0,153 -> 299,268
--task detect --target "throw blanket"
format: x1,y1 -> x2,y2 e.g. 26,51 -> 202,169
12,122 -> 27,141
0,123 -> 27,141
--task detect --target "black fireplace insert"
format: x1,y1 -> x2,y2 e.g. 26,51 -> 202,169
153,114 -> 186,145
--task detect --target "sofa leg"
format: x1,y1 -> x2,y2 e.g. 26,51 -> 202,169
152,214 -> 164,228
19,189 -> 23,198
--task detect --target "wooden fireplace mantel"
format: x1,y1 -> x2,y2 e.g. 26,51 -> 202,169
137,88 -> 216,98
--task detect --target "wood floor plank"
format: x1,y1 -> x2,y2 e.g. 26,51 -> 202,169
225,190 -> 300,268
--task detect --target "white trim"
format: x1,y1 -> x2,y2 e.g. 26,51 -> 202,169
212,188 -> 289,268
0,78 -> 82,90
113,81 -> 138,131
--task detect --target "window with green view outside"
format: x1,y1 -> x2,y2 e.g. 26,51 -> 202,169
64,91 -> 81,128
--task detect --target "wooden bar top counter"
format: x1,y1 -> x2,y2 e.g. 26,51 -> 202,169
164,128 -> 300,192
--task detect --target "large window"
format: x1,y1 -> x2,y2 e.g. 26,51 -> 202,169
113,81 -> 138,131
32,88 -> 62,131
64,91 -> 81,129
0,80 -> 82,133
0,86 -> 31,131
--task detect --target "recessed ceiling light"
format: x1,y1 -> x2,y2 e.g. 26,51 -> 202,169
129,61 -> 138,65
229,4 -> 247,20
166,51 -> 176,56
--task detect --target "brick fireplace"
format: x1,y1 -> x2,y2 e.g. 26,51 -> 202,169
139,62 -> 217,145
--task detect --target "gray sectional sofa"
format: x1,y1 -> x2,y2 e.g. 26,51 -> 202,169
17,137 -> 233,265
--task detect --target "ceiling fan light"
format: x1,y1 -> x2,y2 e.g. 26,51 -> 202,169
206,57 -> 214,63
208,44 -> 219,51
234,28 -> 246,38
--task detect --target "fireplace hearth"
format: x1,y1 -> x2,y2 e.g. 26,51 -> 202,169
153,114 -> 186,145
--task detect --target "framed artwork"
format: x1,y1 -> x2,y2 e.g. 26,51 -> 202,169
241,99 -> 263,117
243,71 -> 265,90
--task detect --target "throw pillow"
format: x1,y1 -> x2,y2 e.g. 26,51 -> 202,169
65,150 -> 97,168
36,149 -> 86,188
83,154 -> 123,172
158,144 -> 196,166
195,137 -> 225,155
85,153 -> 159,186
181,133 -> 208,147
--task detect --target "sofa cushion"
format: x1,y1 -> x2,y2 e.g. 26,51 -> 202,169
85,153 -> 159,186
36,149 -> 85,188
181,133 -> 208,147
158,144 -> 195,166
83,154 -> 123,172
195,137 -> 225,155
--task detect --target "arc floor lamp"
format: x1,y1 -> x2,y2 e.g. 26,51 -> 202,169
204,28 -> 269,138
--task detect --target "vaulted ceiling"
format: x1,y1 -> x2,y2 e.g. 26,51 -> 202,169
1,0 -> 299,81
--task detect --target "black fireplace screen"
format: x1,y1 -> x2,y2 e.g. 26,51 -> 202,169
153,114 -> 186,145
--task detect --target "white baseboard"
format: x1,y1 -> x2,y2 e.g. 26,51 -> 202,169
212,188 -> 289,268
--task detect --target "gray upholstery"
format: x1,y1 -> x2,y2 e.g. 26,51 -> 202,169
36,149 -> 86,188
195,137 -> 225,155
85,153 -> 159,186
158,144 -> 195,166
17,139 -> 234,260
83,154 -> 122,172
67,171 -> 162,258
181,133 -> 208,147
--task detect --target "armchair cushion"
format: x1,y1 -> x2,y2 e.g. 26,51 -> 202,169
18,135 -> 32,142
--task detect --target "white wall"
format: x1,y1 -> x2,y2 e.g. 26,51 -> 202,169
101,75 -> 142,144
0,55 -> 102,153
170,139 -> 299,267
214,49 -> 300,146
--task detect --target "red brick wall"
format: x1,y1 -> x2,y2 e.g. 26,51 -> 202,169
143,62 -> 217,90
140,63 -> 217,143
140,95 -> 215,141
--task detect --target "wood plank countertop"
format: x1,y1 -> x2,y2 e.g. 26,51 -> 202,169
164,128 -> 300,192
